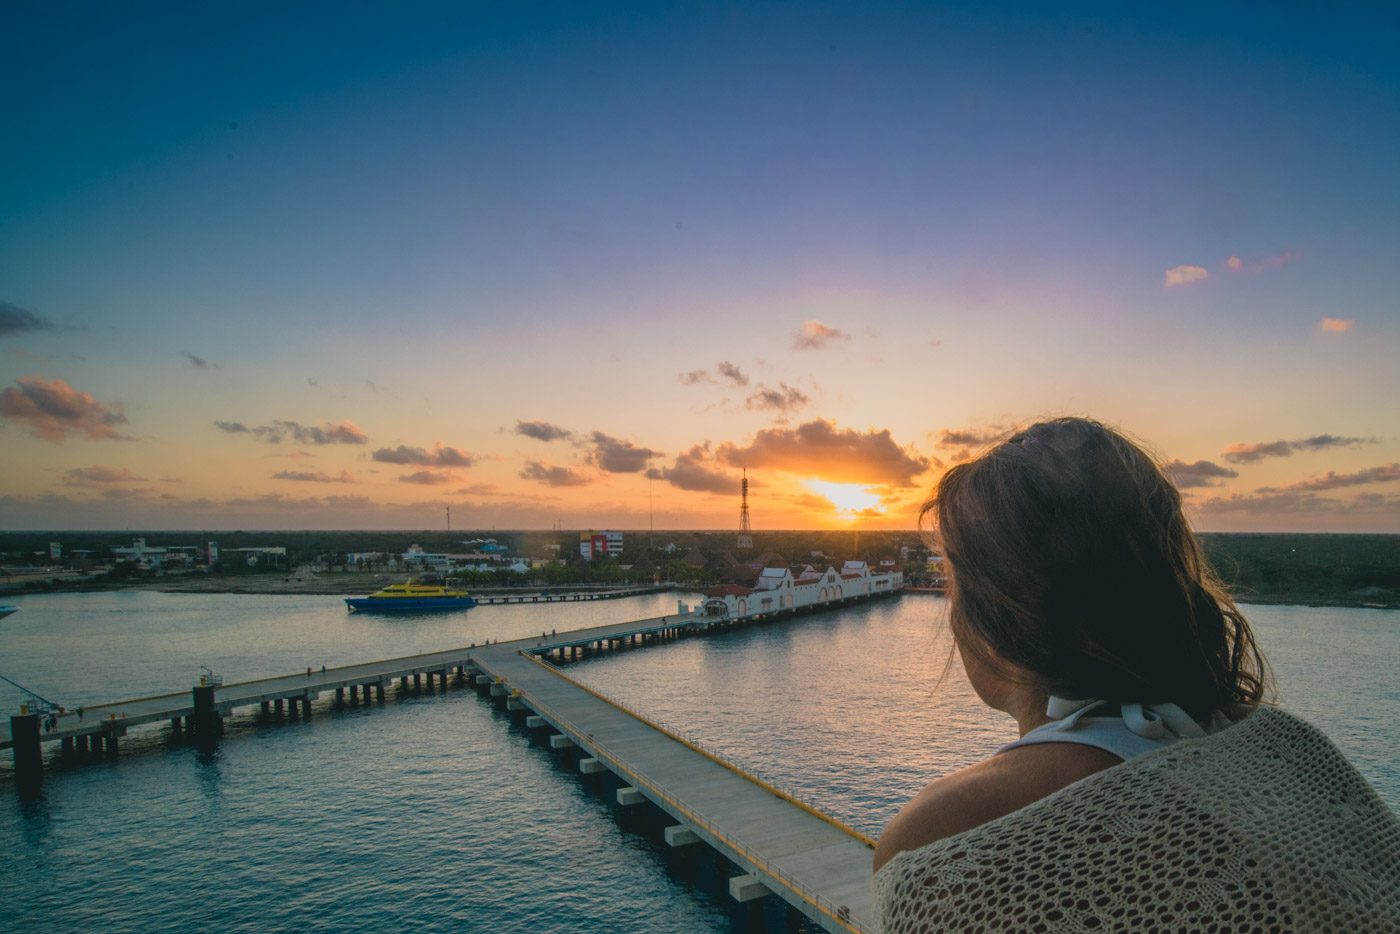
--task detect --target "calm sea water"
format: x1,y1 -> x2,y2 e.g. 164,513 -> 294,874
1,592 -> 1395,931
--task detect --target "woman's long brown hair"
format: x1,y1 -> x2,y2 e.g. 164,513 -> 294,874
922,417 -> 1269,720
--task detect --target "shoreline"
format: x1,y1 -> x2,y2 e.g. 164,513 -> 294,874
2,574 -> 1393,610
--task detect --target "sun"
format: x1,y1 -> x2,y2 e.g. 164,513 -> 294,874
804,479 -> 885,519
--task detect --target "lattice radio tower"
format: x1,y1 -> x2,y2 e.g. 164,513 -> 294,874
737,468 -> 753,550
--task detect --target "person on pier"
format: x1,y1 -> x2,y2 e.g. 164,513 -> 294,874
874,417 -> 1400,932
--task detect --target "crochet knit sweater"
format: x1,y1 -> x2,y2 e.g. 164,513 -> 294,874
874,707 -> 1400,932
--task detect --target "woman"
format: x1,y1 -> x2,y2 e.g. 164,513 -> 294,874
874,418 -> 1398,932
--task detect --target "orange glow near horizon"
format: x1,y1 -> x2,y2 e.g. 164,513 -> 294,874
804,479 -> 886,520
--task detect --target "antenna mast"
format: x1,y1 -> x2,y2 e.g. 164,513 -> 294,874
445,505 -> 451,532
737,468 -> 753,550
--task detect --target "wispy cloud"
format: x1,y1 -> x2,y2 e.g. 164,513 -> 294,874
1194,489 -> 1400,517
679,361 -> 751,388
745,382 -> 808,414
1223,251 -> 1301,275
1259,463 -> 1400,493
792,319 -> 850,350
215,419 -> 368,445
1319,317 -> 1355,333
719,419 -> 931,487
678,369 -> 713,386
371,443 -> 473,467
0,301 -> 57,337
935,426 -> 1009,448
1164,265 -> 1209,287
716,361 -> 749,387
0,376 -> 132,442
181,352 -> 216,370
65,465 -> 147,485
398,470 -> 457,485
515,420 -> 572,442
453,483 -> 501,496
520,461 -> 590,487
1222,434 -> 1372,464
588,431 -> 659,473
1162,459 -> 1238,489
272,469 -> 356,483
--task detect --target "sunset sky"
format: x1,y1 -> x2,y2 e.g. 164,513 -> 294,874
2,3 -> 1397,532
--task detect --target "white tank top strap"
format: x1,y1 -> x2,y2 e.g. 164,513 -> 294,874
999,696 -> 1230,762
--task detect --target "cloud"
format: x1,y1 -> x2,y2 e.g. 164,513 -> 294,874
1260,463 -> 1400,494
1319,317 -> 1354,333
214,418 -> 367,445
658,444 -> 736,494
398,470 -> 457,485
716,361 -> 749,387
745,382 -> 809,414
678,369 -> 713,386
792,319 -> 851,350
0,301 -> 57,337
65,465 -> 147,485
935,426 -> 1009,448
272,469 -> 356,483
371,443 -> 473,467
1222,434 -> 1372,464
1164,265 -> 1209,287
1255,251 -> 1300,272
520,461 -> 591,487
679,361 -> 751,388
589,431 -> 659,473
515,420 -> 572,442
181,352 -> 216,370
719,419 -> 932,487
0,376 -> 132,442
1223,252 -> 1300,275
1162,459 -> 1239,489
1194,489 -> 1400,517
453,483 -> 501,496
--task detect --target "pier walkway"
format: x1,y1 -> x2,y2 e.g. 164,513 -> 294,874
0,609 -> 705,752
5,596 -> 891,932
471,644 -> 875,932
472,584 -> 672,605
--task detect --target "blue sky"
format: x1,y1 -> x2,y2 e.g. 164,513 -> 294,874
2,2 -> 1398,530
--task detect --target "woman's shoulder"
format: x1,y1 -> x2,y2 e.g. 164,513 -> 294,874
873,742 -> 1121,873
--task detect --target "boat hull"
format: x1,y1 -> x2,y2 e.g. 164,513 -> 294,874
344,597 -> 477,612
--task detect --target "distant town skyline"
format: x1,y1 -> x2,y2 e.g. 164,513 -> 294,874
3,3 -> 1397,532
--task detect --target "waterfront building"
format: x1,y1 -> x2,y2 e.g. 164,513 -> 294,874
579,531 -> 623,560
701,560 -> 902,618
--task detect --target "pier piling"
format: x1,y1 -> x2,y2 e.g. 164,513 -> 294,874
10,713 -> 42,794
192,684 -> 219,747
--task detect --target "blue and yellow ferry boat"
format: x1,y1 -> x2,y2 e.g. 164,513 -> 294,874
344,581 -> 477,612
